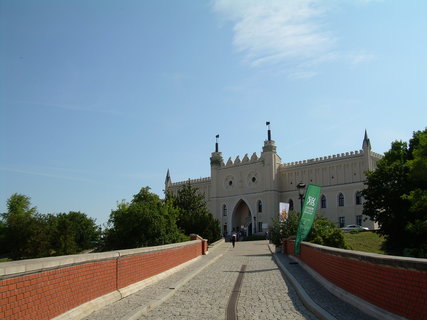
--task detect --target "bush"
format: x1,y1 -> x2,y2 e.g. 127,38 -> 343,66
307,217 -> 348,249
270,212 -> 348,249
270,211 -> 300,247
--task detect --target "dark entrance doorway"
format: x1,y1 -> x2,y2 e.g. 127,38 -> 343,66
232,200 -> 252,236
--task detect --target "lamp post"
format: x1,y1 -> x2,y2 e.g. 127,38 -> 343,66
296,182 -> 306,212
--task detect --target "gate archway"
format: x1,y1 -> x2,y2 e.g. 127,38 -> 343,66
232,199 -> 252,236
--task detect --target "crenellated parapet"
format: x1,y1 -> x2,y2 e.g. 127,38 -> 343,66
281,149 -> 371,168
370,151 -> 383,159
223,152 -> 261,168
169,177 -> 211,187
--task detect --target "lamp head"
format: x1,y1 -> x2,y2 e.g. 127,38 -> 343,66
296,182 -> 306,197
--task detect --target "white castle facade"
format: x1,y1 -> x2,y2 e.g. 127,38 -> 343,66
165,128 -> 382,236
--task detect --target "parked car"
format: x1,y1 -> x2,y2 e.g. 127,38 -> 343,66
341,224 -> 369,232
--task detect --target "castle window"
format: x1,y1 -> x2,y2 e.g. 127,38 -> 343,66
321,195 -> 327,208
289,199 -> 294,211
355,192 -> 363,205
257,200 -> 263,213
339,216 -> 345,228
356,215 -> 363,226
223,204 -> 227,216
338,193 -> 344,207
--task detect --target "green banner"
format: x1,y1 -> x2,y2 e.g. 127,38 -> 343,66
294,184 -> 321,255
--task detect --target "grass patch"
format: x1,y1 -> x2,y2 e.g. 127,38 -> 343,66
0,258 -> 12,263
343,231 -> 386,254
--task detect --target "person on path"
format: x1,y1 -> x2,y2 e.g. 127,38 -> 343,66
231,233 -> 236,248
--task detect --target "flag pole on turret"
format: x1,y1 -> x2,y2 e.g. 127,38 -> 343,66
266,122 -> 271,141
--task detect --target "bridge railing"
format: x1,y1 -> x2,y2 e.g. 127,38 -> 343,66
0,239 -> 206,320
283,239 -> 427,320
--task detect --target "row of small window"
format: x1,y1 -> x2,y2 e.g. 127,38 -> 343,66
287,191 -> 363,210
321,191 -> 364,208
339,215 -> 363,228
222,192 -> 363,216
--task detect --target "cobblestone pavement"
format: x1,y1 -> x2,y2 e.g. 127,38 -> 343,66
135,240 -> 317,320
230,241 -> 318,320
274,252 -> 376,320
85,240 -> 318,320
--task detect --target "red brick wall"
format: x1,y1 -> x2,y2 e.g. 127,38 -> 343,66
285,240 -> 427,320
0,240 -> 204,320
117,244 -> 201,289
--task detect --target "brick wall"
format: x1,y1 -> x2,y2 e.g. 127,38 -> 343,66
285,239 -> 427,320
0,240 -> 204,320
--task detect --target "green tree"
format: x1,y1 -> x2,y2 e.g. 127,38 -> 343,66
362,128 -> 427,257
0,218 -> 8,256
25,213 -> 55,258
1,194 -> 101,259
2,194 -> 38,259
102,187 -> 186,250
171,182 -> 221,244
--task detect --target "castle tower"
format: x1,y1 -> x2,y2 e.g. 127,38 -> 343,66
209,135 -> 223,213
259,122 -> 281,226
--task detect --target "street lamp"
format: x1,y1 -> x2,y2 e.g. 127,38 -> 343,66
296,182 -> 306,212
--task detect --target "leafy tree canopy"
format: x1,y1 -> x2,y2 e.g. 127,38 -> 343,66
102,187 -> 187,250
169,182 -> 221,244
1,194 -> 100,259
362,128 -> 427,257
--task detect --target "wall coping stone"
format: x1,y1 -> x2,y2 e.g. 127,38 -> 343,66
301,241 -> 427,272
0,240 -> 201,279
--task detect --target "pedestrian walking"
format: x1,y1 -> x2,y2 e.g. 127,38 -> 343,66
231,233 -> 236,248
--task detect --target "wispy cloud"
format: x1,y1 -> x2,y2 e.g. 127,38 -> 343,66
213,0 -> 335,67
348,52 -> 376,65
0,166 -> 96,183
212,0 -> 375,76
7,100 -> 123,116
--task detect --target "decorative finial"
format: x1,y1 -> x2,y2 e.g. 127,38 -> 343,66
266,122 -> 271,141
215,134 -> 219,152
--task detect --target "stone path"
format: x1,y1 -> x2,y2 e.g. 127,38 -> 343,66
84,240 -> 318,320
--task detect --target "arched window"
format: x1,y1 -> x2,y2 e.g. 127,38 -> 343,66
223,204 -> 227,216
289,199 -> 294,211
355,192 -> 363,205
321,195 -> 327,208
257,200 -> 263,213
338,193 -> 344,207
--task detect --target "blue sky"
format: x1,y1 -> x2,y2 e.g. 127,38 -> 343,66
1,0 -> 426,226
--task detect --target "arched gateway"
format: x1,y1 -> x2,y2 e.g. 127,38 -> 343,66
232,200 -> 252,236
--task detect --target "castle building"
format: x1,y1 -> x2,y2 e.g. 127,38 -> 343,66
165,128 -> 382,236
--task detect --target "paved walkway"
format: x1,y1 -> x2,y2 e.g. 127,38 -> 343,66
84,240 -> 375,320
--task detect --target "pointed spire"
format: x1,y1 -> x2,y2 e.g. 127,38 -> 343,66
362,129 -> 371,150
165,169 -> 171,187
